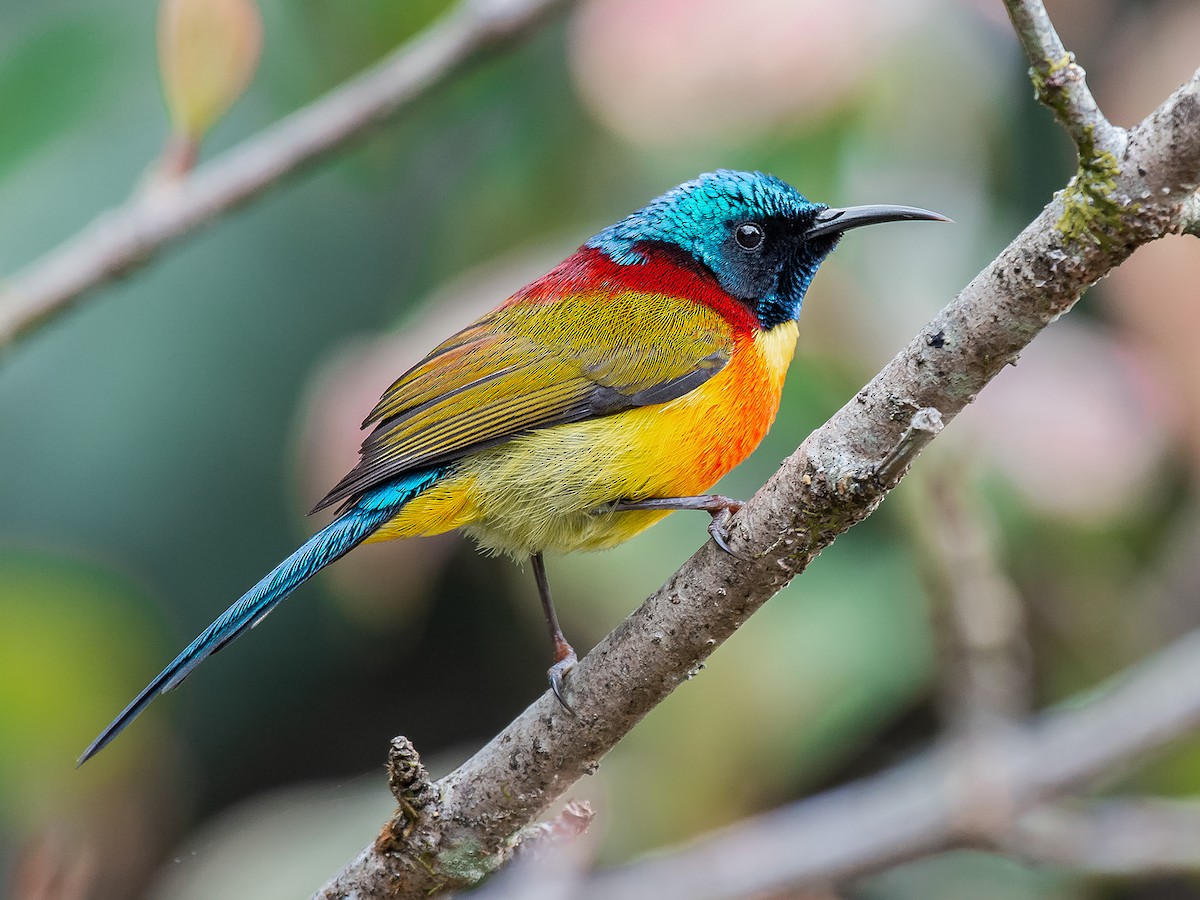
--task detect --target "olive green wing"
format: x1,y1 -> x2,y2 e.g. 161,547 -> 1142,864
313,292 -> 734,512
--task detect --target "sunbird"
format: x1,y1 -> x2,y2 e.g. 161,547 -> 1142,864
79,170 -> 945,764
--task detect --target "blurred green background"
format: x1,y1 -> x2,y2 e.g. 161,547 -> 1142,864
2,0 -> 1200,897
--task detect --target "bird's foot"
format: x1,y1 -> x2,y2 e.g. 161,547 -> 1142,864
611,494 -> 747,556
548,646 -> 578,716
706,500 -> 743,556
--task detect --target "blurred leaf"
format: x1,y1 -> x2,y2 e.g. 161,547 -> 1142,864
0,550 -> 163,822
158,0 -> 263,143
0,17 -> 120,183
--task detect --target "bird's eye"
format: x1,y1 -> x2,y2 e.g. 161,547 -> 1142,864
734,222 -> 764,251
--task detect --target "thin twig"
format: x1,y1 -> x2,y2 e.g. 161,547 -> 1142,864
875,407 -> 943,485
0,0 -> 571,351
919,470 -> 1033,731
1001,0 -> 1124,157
1008,798 -> 1200,874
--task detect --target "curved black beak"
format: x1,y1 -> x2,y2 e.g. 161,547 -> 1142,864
805,204 -> 951,241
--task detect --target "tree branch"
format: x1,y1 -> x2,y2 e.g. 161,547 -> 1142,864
317,54 -> 1200,900
0,0 -> 571,351
1002,0 -> 1124,157
1008,798 -> 1200,874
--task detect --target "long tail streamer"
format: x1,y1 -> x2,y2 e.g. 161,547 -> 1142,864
78,470 -> 442,765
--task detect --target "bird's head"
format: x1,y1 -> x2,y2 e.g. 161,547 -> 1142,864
587,170 -> 947,329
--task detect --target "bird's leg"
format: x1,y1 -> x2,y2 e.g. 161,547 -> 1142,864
612,495 -> 745,555
531,551 -> 577,714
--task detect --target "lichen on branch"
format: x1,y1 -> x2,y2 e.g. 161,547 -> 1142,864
1056,128 -> 1128,248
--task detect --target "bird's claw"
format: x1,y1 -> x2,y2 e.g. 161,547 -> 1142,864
707,501 -> 745,558
548,650 -> 578,716
708,507 -> 734,553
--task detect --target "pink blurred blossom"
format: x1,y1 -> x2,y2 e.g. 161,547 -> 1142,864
569,0 -> 927,147
955,318 -> 1170,520
1107,236 -> 1200,473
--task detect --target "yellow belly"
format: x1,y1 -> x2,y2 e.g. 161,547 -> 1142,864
367,322 -> 797,557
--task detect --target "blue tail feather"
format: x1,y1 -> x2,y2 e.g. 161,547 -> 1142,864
78,470 -> 442,766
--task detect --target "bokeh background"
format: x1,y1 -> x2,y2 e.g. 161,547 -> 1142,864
2,0 -> 1199,897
